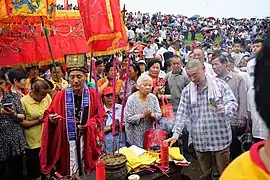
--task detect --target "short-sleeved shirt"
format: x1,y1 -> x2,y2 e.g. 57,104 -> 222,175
0,92 -> 26,161
21,94 -> 52,149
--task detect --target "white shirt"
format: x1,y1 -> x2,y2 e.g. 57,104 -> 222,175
156,47 -> 168,66
136,28 -> 145,34
231,52 -> 244,66
247,87 -> 268,140
150,43 -> 159,53
143,47 -> 155,59
234,67 -> 252,90
247,58 -> 256,83
127,29 -> 135,40
159,29 -> 167,40
204,62 -> 216,76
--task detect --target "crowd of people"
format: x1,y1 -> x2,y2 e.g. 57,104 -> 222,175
0,9 -> 270,180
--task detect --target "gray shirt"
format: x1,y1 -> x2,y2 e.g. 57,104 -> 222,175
217,72 -> 248,125
124,92 -> 162,148
166,69 -> 190,114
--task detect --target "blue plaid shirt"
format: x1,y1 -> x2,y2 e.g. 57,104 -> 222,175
172,77 -> 238,152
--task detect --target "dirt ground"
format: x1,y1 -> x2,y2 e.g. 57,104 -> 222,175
181,153 -> 219,180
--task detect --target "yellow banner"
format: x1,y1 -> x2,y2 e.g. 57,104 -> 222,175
0,0 -> 56,24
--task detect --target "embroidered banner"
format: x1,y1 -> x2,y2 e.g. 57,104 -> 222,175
0,10 -> 90,67
78,0 -> 128,56
0,0 -> 56,25
65,84 -> 90,142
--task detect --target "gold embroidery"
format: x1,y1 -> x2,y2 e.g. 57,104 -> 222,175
105,0 -> 114,31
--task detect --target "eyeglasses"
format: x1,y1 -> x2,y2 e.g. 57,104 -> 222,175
105,94 -> 113,98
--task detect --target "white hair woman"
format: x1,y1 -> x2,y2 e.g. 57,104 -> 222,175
124,74 -> 162,148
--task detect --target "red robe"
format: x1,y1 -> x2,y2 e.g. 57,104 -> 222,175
40,87 -> 107,176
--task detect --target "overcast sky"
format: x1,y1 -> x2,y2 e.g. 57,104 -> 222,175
59,0 -> 270,18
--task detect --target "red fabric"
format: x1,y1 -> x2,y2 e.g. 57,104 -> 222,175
78,0 -> 128,56
40,87 -> 107,176
160,97 -> 174,121
250,141 -> 270,174
0,11 -> 90,67
144,126 -> 166,150
5,85 -> 29,95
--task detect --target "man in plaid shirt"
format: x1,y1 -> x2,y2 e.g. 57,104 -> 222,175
165,59 -> 238,180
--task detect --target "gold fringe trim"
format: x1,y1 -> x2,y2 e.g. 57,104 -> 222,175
3,58 -> 65,68
87,32 -> 122,43
92,46 -> 128,56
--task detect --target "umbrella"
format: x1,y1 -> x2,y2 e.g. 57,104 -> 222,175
201,27 -> 217,32
0,0 -> 60,79
228,17 -> 238,21
0,10 -> 90,67
190,15 -> 200,20
208,17 -> 216,20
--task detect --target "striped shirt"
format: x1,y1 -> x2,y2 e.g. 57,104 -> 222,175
172,77 -> 238,152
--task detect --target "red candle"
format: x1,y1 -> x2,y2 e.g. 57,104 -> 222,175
96,161 -> 106,180
55,172 -> 63,179
161,142 -> 169,169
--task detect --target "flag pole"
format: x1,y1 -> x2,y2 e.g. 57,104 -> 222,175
40,17 -> 59,82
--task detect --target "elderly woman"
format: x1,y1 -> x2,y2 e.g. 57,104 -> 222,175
0,69 -> 26,180
124,74 -> 162,148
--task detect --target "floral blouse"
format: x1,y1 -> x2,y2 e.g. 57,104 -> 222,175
0,91 -> 26,161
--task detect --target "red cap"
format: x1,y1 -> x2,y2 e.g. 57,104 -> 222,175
102,87 -> 113,95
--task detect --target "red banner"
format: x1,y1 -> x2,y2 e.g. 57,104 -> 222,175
0,11 -> 90,67
78,0 -> 128,56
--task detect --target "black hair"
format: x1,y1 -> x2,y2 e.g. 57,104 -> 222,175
1,67 -> 12,74
8,68 -> 27,84
102,57 -> 110,65
95,60 -> 104,67
254,30 -> 270,129
212,53 -> 228,64
253,39 -> 263,44
49,63 -> 65,75
25,65 -> 38,72
105,61 -> 114,73
130,62 -> 141,77
148,59 -> 162,70
0,69 -> 5,81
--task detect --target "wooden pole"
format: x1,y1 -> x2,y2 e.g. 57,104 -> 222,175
41,17 -> 59,82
